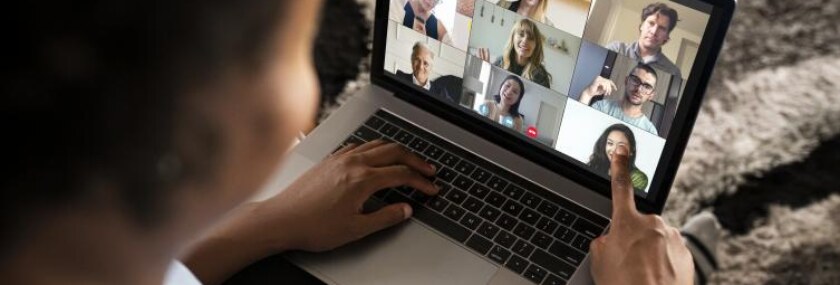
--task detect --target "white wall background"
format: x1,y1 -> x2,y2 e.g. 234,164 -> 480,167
468,0 -> 581,95
384,20 -> 467,80
554,99 -> 665,192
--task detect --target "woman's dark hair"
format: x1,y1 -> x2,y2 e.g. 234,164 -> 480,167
2,0 -> 289,255
588,124 -> 638,175
493,75 -> 526,118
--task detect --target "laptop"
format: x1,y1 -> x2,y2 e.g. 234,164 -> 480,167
262,0 -> 734,284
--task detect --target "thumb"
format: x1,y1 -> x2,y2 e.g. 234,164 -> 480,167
358,203 -> 412,235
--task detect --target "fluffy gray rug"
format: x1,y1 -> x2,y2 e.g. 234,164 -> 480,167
320,0 -> 840,284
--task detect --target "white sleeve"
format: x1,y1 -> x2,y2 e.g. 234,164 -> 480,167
389,0 -> 407,23
163,260 -> 203,285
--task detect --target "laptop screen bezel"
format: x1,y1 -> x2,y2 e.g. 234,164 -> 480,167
369,0 -> 735,214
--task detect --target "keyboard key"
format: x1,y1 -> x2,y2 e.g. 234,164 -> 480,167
445,189 -> 468,205
537,202 -> 559,217
553,226 -> 576,244
439,153 -> 460,168
572,234 -> 592,252
523,265 -> 548,284
426,196 -> 450,212
394,131 -> 415,145
505,255 -> 529,274
530,232 -> 553,249
555,209 -> 576,226
423,145 -> 444,160
452,175 -> 474,191
443,205 -> 466,221
478,205 -> 501,222
466,234 -> 493,255
496,214 -> 518,231
470,168 -> 492,183
468,184 -> 491,199
454,160 -> 476,175
572,218 -> 604,239
501,200 -> 524,216
502,184 -> 525,200
536,217 -> 559,235
460,213 -> 482,230
531,249 -> 576,280
463,197 -> 485,213
519,208 -> 540,225
488,245 -> 512,264
379,123 -> 399,137
512,239 -> 536,258
437,167 -> 457,183
513,223 -> 536,240
477,221 -> 500,239
494,230 -> 517,248
547,240 -> 585,265
407,138 -> 429,152
434,181 -> 452,196
412,205 -> 471,243
542,274 -> 566,285
364,116 -> 386,130
485,191 -> 507,208
487,176 -> 509,192
521,192 -> 542,209
353,126 -> 381,141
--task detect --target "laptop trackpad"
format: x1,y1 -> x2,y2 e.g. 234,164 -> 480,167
288,220 -> 498,285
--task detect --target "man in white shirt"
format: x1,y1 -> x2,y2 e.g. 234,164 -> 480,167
396,42 -> 435,90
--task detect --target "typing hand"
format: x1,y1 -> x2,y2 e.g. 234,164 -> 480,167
259,140 -> 438,252
589,146 -> 694,285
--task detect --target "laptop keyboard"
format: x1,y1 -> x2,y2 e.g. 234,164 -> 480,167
335,110 -> 610,285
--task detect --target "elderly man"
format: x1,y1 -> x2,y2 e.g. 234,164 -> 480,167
607,2 -> 682,78
579,64 -> 660,135
397,42 -> 435,90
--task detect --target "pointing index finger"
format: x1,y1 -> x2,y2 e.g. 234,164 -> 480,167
610,145 -> 638,221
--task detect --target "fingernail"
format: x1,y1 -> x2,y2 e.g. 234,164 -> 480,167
402,204 -> 413,219
428,163 -> 437,172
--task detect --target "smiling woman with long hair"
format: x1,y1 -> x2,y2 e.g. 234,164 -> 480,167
588,124 -> 649,192
497,18 -> 552,89
478,75 -> 526,132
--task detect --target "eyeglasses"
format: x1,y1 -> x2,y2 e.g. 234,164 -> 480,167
627,74 -> 655,95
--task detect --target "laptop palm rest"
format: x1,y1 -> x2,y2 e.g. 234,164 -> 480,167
287,220 -> 498,285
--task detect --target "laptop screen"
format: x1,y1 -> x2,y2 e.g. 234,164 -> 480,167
381,0 -> 715,199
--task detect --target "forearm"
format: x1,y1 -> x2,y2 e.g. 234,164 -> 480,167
182,203 -> 291,285
579,91 -> 594,105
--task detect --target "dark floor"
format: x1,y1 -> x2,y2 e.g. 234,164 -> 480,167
711,134 -> 840,235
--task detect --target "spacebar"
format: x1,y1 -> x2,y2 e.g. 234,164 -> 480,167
413,206 -> 471,243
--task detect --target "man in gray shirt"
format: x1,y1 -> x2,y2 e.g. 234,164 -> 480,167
606,2 -> 682,78
579,64 -> 660,135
